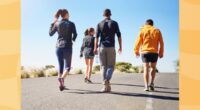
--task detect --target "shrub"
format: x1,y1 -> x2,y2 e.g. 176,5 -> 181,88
21,71 -> 30,79
27,68 -> 45,78
174,60 -> 179,72
44,68 -> 58,77
93,65 -> 100,72
21,66 -> 24,70
45,65 -> 55,69
138,66 -> 144,73
115,62 -> 132,73
130,67 -> 139,73
71,68 -> 83,74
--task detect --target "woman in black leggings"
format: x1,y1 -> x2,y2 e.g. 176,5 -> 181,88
49,9 -> 77,91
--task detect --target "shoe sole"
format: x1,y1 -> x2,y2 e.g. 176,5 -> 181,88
149,86 -> 155,91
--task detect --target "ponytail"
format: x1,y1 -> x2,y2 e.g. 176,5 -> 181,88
55,9 -> 69,19
55,9 -> 62,19
84,28 -> 95,36
84,29 -> 89,36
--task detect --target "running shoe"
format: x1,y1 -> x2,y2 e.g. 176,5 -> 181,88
87,79 -> 93,84
149,83 -> 155,91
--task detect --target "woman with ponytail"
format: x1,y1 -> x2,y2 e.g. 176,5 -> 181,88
80,28 -> 95,83
49,9 -> 77,91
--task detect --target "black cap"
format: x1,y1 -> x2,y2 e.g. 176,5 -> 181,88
103,9 -> 111,17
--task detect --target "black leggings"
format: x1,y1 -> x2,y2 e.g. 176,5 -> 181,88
56,47 -> 72,74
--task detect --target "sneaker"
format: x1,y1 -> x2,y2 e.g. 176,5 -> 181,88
107,85 -> 111,92
87,79 -> 93,84
149,83 -> 155,91
84,78 -> 92,84
58,78 -> 63,86
144,87 -> 149,91
58,78 -> 65,91
101,81 -> 110,93
59,85 -> 65,91
144,85 -> 149,91
101,86 -> 107,92
107,81 -> 111,92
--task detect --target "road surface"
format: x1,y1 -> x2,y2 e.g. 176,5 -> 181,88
22,73 -> 179,110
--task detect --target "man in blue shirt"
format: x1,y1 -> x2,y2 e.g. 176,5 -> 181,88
94,9 -> 122,92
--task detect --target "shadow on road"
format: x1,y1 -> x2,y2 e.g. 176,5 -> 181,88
110,83 -> 179,90
110,92 -> 179,101
63,88 -> 179,101
153,90 -> 179,94
63,89 -> 104,94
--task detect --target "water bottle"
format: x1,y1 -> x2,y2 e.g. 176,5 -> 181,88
95,54 -> 99,64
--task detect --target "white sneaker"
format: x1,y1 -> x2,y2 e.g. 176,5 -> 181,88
144,86 -> 149,91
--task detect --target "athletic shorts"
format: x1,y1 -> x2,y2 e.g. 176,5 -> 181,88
141,53 -> 158,63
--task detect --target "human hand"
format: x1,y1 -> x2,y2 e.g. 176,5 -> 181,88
135,52 -> 140,58
94,48 -> 98,55
53,17 -> 58,24
80,53 -> 83,58
159,53 -> 163,58
118,48 -> 122,54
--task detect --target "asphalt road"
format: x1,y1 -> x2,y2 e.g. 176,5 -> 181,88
22,73 -> 179,110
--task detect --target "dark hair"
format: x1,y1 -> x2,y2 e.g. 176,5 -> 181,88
103,9 -> 111,17
55,9 -> 69,18
85,28 -> 95,36
146,19 -> 154,26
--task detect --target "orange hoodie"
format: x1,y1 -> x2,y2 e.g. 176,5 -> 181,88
134,25 -> 164,56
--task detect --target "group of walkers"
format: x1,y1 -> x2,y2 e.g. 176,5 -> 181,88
49,9 -> 164,92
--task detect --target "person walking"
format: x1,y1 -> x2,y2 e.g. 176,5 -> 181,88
94,9 -> 122,92
134,19 -> 164,91
49,9 -> 77,91
80,28 -> 95,84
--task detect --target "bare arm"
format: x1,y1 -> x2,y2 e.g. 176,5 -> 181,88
94,37 -> 99,54
94,24 -> 100,54
116,22 -> 122,54
118,37 -> 122,54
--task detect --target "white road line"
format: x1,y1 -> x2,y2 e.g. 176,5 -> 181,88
145,74 -> 158,110
145,92 -> 153,110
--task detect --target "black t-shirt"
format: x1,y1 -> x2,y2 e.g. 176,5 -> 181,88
80,35 -> 95,56
96,18 -> 121,47
49,19 -> 77,48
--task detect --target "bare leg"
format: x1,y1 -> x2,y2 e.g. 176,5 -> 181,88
62,70 -> 69,79
149,62 -> 157,84
85,59 -> 89,79
143,63 -> 150,89
58,73 -> 63,87
88,58 -> 94,79
58,73 -> 62,78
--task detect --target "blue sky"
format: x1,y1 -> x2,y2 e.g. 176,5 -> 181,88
21,0 -> 179,72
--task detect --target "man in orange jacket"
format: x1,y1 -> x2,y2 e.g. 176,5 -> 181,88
134,19 -> 164,91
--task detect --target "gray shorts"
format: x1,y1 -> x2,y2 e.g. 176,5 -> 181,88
99,47 -> 116,66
